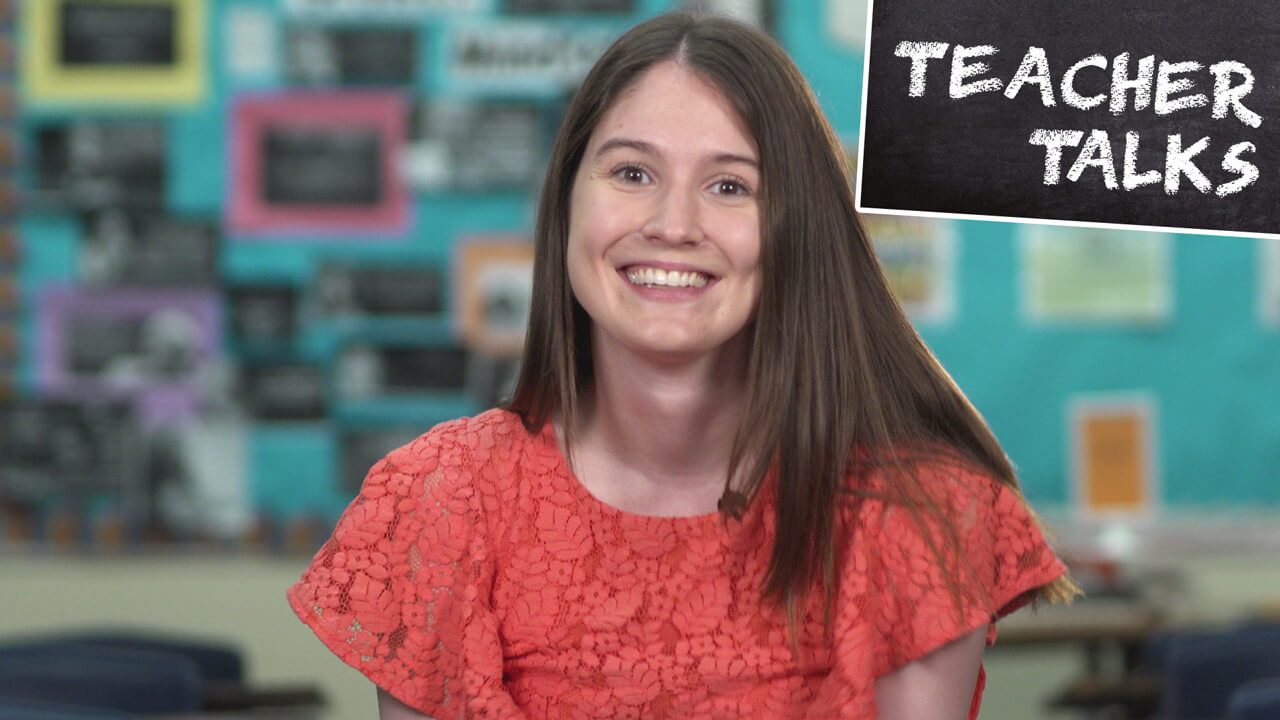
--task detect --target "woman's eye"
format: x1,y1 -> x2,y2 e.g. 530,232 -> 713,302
614,165 -> 648,183
713,179 -> 750,196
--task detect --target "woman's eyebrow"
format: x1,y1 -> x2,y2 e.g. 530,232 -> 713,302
594,137 -> 758,168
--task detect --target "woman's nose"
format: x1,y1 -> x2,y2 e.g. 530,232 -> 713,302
641,186 -> 703,245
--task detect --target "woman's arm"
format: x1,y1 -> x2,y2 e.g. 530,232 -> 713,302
378,688 -> 438,720
873,625 -> 988,720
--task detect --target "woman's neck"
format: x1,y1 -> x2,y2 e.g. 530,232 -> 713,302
567,331 -> 751,515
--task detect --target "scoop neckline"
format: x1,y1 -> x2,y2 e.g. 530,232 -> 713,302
532,419 -> 725,530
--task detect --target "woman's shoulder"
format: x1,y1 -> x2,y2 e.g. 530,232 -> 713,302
847,447 -> 1009,512
369,408 -> 538,499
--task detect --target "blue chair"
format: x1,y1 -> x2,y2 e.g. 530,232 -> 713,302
0,697 -> 134,719
1229,677 -> 1280,720
0,645 -> 202,714
1160,629 -> 1280,719
0,628 -> 243,683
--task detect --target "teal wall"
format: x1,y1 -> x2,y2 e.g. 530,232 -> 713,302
15,0 -> 1279,519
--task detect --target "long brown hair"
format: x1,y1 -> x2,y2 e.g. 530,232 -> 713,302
506,12 -> 1078,624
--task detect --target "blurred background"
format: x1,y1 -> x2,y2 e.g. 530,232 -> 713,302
1,0 -> 1278,718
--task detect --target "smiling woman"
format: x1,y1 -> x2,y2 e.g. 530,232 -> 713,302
288,11 -> 1079,720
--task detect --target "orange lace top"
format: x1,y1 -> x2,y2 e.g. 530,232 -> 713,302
288,409 -> 1067,719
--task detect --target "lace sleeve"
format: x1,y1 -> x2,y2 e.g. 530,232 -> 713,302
803,464 -> 1068,720
286,422 -> 526,719
864,464 -> 1067,673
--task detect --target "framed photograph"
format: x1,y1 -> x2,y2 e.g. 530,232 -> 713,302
0,398 -> 145,505
228,92 -> 409,236
22,0 -> 206,105
314,262 -> 443,317
286,26 -> 418,86
454,236 -> 534,356
240,361 -> 326,420
32,120 -> 167,210
227,285 -> 298,345
406,99 -> 546,191
334,343 -> 468,399
79,210 -> 218,286
338,427 -> 424,494
1069,394 -> 1159,517
37,287 -> 221,421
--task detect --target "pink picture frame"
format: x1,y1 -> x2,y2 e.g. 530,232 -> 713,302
228,91 -> 410,237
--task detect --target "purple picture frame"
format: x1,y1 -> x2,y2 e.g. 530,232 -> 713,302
37,286 -> 222,426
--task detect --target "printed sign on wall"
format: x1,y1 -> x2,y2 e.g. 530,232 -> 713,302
863,214 -> 956,324
1070,394 -> 1158,516
23,0 -> 206,105
1020,225 -> 1171,324
858,0 -> 1280,237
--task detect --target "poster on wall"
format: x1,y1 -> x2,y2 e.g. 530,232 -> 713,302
858,0 -> 1280,238
79,211 -> 218,286
226,285 -> 298,344
826,0 -> 867,51
313,262 -> 443,318
0,399 -> 144,506
339,427 -> 424,493
502,0 -> 635,13
1020,225 -> 1171,324
240,362 -> 326,420
228,92 -> 409,236
37,287 -> 222,423
1070,393 -> 1158,517
405,100 -> 546,191
444,20 -> 621,94
334,343 -> 469,399
862,214 -> 956,324
284,0 -> 480,17
22,0 -> 206,105
33,121 -> 167,210
453,236 -> 534,356
680,0 -> 771,29
223,5 -> 277,81
286,26 -> 418,86
1261,238 -> 1280,329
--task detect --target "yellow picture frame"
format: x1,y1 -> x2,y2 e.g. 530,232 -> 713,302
22,0 -> 206,105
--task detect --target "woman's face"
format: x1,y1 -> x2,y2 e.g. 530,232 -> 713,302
566,60 -> 762,365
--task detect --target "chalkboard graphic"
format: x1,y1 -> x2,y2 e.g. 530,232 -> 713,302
858,0 -> 1280,238
1020,225 -> 1171,324
228,92 -> 409,236
23,0 -> 206,105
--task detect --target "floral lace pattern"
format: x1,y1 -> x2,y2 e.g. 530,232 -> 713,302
288,409 -> 1066,719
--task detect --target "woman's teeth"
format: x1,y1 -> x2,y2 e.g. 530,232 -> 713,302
625,267 -> 710,288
